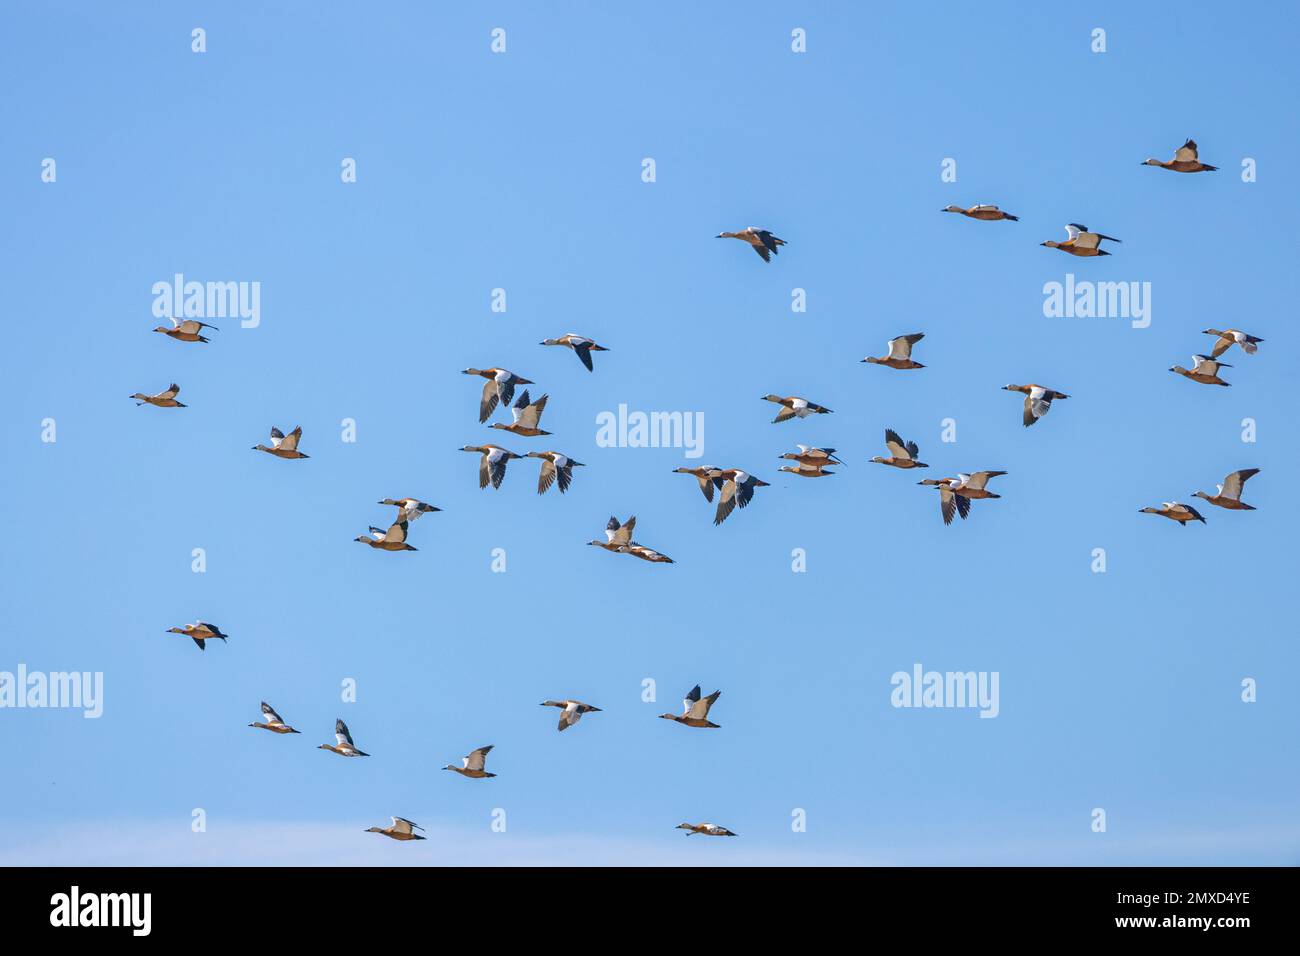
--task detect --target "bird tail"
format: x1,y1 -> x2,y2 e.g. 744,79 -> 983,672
1004,214 -> 1019,221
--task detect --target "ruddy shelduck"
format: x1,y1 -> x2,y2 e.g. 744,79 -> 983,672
716,227 -> 785,262
460,444 -> 522,489
166,621 -> 228,651
1142,139 -> 1218,173
354,519 -> 417,552
712,469 -> 770,526
249,701 -> 300,734
778,462 -> 835,478
1041,224 -> 1120,257
1002,384 -> 1070,427
659,685 -> 721,728
490,390 -> 551,437
673,465 -> 724,503
1193,468 -> 1259,511
761,394 -> 833,423
526,450 -> 584,494
917,478 -> 970,526
676,822 -> 737,837
540,699 -> 602,732
252,425 -> 308,458
462,368 -> 533,423
1139,502 -> 1207,526
153,316 -> 218,343
951,471 -> 1007,500
540,333 -> 608,372
862,333 -> 925,370
1202,328 -> 1263,358
444,745 -> 496,779
319,718 -> 369,757
587,515 -> 674,563
1170,355 -> 1231,387
365,817 -> 426,841
378,498 -> 441,522
131,383 -> 185,408
780,445 -> 844,468
942,204 -> 1018,222
871,429 -> 927,469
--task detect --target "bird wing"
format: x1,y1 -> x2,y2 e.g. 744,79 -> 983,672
772,405 -> 797,423
1064,224 -> 1084,242
518,393 -> 547,429
682,685 -> 702,715
536,458 -> 556,494
261,702 -> 284,725
555,462 -> 573,494
465,746 -> 492,771
1221,468 -> 1259,499
479,379 -> 499,423
573,343 -> 594,371
279,427 -> 302,452
689,690 -> 721,719
157,384 -> 181,400
611,515 -> 635,546
939,485 -> 957,525
884,429 -> 909,459
335,719 -> 355,747
1174,139 -> 1199,162
714,481 -> 738,525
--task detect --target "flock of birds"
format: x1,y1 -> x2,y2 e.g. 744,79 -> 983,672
135,137 -> 1260,845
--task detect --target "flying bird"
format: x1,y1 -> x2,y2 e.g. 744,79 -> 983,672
354,519 -> 417,552
166,621 -> 228,651
378,498 -> 441,521
917,477 -> 970,526
712,469 -> 770,526
1041,224 -> 1120,257
862,334 -> 925,370
760,394 -> 833,423
941,204 -> 1018,221
462,368 -> 533,423
153,317 -> 218,343
540,699 -> 602,732
318,719 -> 369,757
871,430 -> 927,469
526,450 -> 584,494
1170,355 -> 1231,387
672,465 -> 724,502
130,383 -> 185,408
1002,384 -> 1070,427
248,702 -> 300,734
365,817 -> 426,842
659,685 -> 722,728
676,822 -> 737,837
252,426 -> 308,458
587,515 -> 674,563
1142,139 -> 1218,173
444,745 -> 496,779
1202,328 -> 1263,358
1192,468 -> 1260,511
778,462 -> 835,478
540,333 -> 608,372
1139,502 -> 1207,526
460,444 -> 522,489
716,227 -> 785,262
490,390 -> 551,437
780,445 -> 844,468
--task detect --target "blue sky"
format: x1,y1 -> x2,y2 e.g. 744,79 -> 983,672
2,2 -> 1297,865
